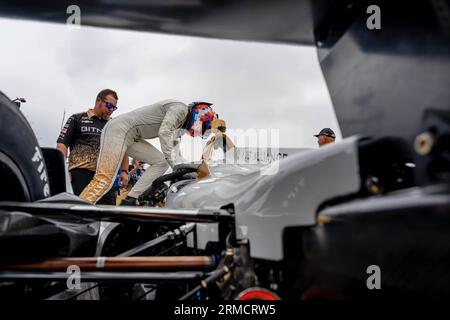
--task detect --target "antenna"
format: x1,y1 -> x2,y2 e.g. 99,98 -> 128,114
60,109 -> 66,129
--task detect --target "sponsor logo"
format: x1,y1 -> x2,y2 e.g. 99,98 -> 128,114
31,146 -> 50,197
81,126 -> 102,134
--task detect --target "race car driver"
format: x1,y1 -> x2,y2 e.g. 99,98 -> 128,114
79,100 -> 216,205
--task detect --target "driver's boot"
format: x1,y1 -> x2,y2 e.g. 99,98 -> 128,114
120,196 -> 138,206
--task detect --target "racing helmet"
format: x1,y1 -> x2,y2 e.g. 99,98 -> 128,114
184,102 -> 216,137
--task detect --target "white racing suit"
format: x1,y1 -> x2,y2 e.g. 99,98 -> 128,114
80,99 -> 188,204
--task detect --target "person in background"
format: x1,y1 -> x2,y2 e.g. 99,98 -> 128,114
314,128 -> 336,147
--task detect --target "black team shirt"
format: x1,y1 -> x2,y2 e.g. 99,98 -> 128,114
57,109 -> 109,171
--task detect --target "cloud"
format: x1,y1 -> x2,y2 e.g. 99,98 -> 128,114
0,17 -> 339,150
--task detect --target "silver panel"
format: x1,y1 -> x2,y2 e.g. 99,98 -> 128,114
166,136 -> 361,260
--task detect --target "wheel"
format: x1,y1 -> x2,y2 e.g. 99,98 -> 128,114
0,91 -> 50,201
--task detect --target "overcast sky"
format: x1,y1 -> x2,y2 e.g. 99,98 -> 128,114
0,17 -> 340,151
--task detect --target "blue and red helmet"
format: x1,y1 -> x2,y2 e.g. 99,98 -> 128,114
184,102 -> 216,137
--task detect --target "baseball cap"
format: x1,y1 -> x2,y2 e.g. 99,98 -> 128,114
314,128 -> 336,138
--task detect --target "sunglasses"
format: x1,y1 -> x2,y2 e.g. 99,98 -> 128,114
102,99 -> 117,111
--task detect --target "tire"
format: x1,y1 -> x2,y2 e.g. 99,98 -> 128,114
0,91 -> 50,201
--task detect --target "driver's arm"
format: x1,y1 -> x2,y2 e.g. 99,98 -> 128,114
159,104 -> 189,167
